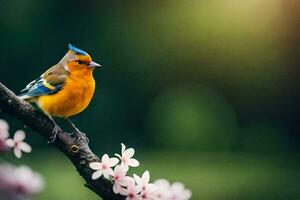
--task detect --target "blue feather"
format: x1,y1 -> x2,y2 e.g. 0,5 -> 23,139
68,44 -> 87,55
21,78 -> 63,97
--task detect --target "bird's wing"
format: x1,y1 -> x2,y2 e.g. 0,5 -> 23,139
20,64 -> 68,97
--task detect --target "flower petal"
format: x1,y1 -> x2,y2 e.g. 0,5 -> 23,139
147,183 -> 157,192
14,130 -> 25,142
119,176 -> 132,186
89,162 -> 102,170
6,138 -> 14,147
154,179 -> 170,189
14,148 -> 22,158
171,182 -> 184,192
142,171 -> 150,184
108,157 -> 119,167
113,183 -> 121,194
181,189 -> 192,199
121,143 -> 126,154
121,162 -> 129,172
101,154 -> 109,163
0,119 -> 9,132
133,174 -> 143,186
0,131 -> 9,140
114,165 -> 127,177
128,158 -> 139,167
92,170 -> 103,180
115,153 -> 122,160
133,184 -> 142,194
103,168 -> 114,179
124,148 -> 135,158
19,142 -> 32,153
119,186 -> 129,196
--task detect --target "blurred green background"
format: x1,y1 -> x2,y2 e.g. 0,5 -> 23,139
1,0 -> 300,199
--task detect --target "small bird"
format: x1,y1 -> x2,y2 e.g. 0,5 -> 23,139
19,44 -> 101,142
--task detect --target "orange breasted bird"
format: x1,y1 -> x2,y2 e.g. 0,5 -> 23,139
19,44 -> 101,142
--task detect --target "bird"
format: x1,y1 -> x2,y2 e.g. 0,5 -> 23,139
19,44 -> 101,142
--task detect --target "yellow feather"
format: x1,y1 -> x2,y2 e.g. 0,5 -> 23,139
36,69 -> 95,118
43,80 -> 56,90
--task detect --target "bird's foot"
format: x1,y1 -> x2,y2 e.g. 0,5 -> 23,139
48,124 -> 62,143
66,119 -> 89,143
71,128 -> 89,144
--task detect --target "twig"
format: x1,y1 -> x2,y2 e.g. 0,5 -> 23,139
0,81 -> 124,200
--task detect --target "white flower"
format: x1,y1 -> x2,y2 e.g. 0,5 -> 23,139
0,163 -> 45,199
134,171 -> 157,200
152,179 -> 172,200
6,130 -> 32,158
169,182 -> 192,200
134,171 -> 156,193
115,143 -> 139,171
0,119 -> 9,152
119,177 -> 142,200
112,165 -> 132,194
89,154 -> 119,180
14,165 -> 45,194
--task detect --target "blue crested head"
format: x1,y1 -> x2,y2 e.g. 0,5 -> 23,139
68,44 -> 87,55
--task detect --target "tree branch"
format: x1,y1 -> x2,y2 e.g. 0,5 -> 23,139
0,82 -> 124,200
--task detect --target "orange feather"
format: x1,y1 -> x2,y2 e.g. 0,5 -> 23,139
36,67 -> 95,118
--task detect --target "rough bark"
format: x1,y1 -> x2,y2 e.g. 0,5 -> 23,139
0,82 -> 124,200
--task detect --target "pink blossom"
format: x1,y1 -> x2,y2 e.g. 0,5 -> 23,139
169,182 -> 192,200
151,179 -> 192,200
14,165 -> 45,194
152,179 -> 172,200
112,165 -> 132,194
134,170 -> 156,200
89,143 -> 192,200
0,163 -> 44,200
115,143 -> 139,171
89,154 -> 119,179
6,130 -> 31,158
119,177 -> 142,200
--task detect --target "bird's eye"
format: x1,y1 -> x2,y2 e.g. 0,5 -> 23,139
77,60 -> 84,65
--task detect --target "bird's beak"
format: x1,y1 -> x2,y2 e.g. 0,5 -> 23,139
88,61 -> 102,68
